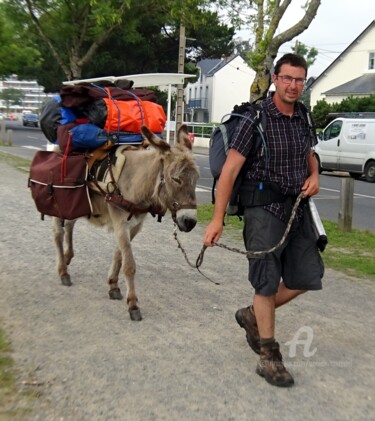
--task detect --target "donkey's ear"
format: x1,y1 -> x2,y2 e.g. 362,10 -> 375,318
141,126 -> 170,152
177,124 -> 192,150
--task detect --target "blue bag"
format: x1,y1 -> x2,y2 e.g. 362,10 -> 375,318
70,124 -> 144,149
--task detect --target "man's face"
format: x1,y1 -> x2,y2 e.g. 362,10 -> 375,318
272,64 -> 306,104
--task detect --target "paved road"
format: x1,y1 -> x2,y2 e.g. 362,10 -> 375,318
2,120 -> 375,232
0,161 -> 374,420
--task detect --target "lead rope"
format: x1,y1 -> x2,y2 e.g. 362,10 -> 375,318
173,192 -> 304,285
173,226 -> 219,285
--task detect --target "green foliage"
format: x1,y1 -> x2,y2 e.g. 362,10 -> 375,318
0,0 -> 234,90
0,4 -> 42,78
0,89 -> 25,112
1,0 -> 132,81
216,0 -> 321,101
87,3 -> 234,79
312,95 -> 375,129
185,10 -> 235,60
333,95 -> 375,113
312,99 -> 333,128
291,41 -> 318,68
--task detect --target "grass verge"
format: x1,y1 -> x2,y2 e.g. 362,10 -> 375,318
198,204 -> 375,281
0,326 -> 17,415
0,325 -> 34,419
0,151 -> 31,173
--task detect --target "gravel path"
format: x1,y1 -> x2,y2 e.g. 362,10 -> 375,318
0,161 -> 374,421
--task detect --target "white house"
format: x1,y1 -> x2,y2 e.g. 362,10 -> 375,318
0,75 -> 55,117
310,20 -> 375,108
185,55 -> 255,123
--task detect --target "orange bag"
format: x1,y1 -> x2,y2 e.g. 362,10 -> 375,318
103,98 -> 166,134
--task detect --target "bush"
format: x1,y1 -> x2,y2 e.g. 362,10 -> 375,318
312,95 -> 375,129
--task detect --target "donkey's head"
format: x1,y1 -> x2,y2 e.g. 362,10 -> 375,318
141,125 -> 199,232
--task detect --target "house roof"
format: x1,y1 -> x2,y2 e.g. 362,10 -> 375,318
197,59 -> 223,75
311,19 -> 375,87
197,55 -> 241,76
323,73 -> 375,95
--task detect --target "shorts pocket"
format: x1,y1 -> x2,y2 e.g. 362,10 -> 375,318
248,256 -> 278,295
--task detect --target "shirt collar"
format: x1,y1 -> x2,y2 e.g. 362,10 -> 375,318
263,93 -> 303,120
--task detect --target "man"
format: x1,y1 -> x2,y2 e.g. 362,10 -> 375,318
204,53 -> 324,387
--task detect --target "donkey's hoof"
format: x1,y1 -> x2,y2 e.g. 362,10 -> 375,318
109,288 -> 123,300
61,274 -> 72,286
129,308 -> 142,321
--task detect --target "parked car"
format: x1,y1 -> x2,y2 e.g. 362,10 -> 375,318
23,113 -> 39,127
314,117 -> 375,182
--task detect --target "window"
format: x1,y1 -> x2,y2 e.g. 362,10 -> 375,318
369,52 -> 375,70
323,121 -> 343,141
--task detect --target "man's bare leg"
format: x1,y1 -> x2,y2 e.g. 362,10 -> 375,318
275,282 -> 305,308
252,290 -> 294,387
253,294 -> 276,339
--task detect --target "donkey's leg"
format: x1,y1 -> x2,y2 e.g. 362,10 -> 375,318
114,225 -> 141,321
52,217 -> 74,286
64,219 -> 76,265
107,247 -> 123,300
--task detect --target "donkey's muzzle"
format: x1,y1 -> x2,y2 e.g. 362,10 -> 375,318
175,209 -> 197,232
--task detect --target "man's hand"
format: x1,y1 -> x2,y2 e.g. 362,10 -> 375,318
302,171 -> 320,197
204,219 -> 223,247
303,151 -> 320,197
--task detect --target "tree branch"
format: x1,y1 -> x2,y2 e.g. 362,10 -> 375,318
76,1 -> 129,71
271,0 -> 321,50
25,0 -> 72,79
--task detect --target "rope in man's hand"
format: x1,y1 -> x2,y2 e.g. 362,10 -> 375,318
173,229 -> 219,284
215,192 -> 304,257
173,192 -> 304,285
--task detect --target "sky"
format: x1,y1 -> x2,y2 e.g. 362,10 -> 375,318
237,0 -> 375,78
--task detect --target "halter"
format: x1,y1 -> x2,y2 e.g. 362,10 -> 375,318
156,161 -> 197,223
90,153 -> 196,222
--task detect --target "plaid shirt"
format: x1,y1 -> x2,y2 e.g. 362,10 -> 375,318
231,95 -> 317,222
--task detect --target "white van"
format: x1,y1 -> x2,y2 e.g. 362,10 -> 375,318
314,117 -> 375,182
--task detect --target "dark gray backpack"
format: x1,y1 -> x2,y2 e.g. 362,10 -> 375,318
209,102 -> 267,216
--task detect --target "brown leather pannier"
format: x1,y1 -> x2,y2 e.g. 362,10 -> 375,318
28,151 -> 92,220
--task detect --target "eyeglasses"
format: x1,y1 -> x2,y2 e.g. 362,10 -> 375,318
276,75 -> 306,86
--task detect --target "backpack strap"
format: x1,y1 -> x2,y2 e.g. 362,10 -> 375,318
297,102 -> 317,148
239,103 -> 268,177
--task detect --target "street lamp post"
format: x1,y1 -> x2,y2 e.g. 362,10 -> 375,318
176,24 -> 186,142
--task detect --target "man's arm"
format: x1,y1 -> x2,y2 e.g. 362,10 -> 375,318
302,149 -> 320,197
204,149 -> 246,246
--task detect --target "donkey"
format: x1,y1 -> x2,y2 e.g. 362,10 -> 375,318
52,125 -> 199,321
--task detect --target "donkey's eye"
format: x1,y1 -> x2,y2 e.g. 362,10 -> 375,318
172,176 -> 182,185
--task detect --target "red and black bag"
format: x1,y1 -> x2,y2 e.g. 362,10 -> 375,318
28,151 -> 92,220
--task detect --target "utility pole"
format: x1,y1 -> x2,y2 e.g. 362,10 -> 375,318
176,23 -> 186,141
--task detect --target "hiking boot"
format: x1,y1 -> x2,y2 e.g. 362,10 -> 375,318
256,341 -> 294,387
235,306 -> 260,354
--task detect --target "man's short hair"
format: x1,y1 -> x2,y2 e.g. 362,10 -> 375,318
274,53 -> 308,77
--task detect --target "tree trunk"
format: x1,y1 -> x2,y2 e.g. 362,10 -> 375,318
248,0 -> 321,102
250,53 -> 275,103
